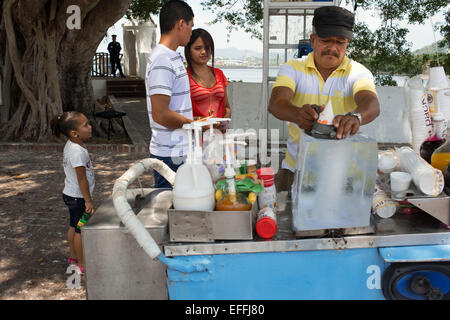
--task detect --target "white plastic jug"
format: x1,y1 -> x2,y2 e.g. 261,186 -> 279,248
172,163 -> 216,211
172,122 -> 215,211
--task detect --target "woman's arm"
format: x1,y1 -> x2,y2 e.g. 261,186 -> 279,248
223,86 -> 231,119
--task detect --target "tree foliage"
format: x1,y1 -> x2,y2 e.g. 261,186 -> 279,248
198,0 -> 449,85
0,0 -> 134,141
0,0 -> 165,142
126,0 -> 170,22
347,0 -> 449,85
200,0 -> 263,40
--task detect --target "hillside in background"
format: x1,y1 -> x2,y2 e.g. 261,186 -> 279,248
413,42 -> 449,55
216,42 -> 449,60
215,47 -> 262,59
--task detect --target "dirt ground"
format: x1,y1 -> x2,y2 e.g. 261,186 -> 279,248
0,148 -> 154,300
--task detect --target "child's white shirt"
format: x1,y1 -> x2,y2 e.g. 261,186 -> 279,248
62,140 -> 95,198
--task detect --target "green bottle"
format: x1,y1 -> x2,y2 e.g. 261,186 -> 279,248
77,212 -> 92,229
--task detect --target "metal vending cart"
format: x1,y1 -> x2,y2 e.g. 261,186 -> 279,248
81,1 -> 450,300
82,157 -> 450,300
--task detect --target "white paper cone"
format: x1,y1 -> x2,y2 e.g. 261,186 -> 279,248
318,100 -> 334,124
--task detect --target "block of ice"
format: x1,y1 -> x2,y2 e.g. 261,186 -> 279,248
292,133 -> 378,231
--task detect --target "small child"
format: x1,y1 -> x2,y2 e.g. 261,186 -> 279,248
51,111 -> 95,275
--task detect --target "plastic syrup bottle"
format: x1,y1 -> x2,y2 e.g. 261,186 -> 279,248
215,137 -> 252,211
420,112 -> 446,163
255,207 -> 277,240
431,123 -> 450,173
77,212 -> 92,229
257,167 -> 277,210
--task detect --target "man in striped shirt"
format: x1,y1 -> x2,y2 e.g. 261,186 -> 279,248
145,1 -> 194,188
268,6 -> 380,192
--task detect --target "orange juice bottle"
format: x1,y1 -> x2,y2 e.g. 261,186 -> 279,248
431,135 -> 450,173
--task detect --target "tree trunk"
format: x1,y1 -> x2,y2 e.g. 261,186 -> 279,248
0,0 -> 133,141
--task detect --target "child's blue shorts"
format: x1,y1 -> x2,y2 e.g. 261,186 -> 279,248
62,193 -> 85,234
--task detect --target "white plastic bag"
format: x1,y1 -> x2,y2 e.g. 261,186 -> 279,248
202,128 -> 225,183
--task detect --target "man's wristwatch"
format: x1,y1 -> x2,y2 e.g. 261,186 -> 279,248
345,111 -> 362,124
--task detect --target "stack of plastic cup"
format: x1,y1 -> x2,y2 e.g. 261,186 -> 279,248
431,112 -> 447,140
395,146 -> 444,197
426,66 -> 450,121
372,185 -> 398,219
405,76 -> 434,153
378,150 -> 400,174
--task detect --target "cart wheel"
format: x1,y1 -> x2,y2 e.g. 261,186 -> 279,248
382,262 -> 450,300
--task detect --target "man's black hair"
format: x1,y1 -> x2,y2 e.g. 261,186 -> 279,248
159,0 -> 194,34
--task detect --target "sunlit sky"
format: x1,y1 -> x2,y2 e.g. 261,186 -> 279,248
97,1 -> 448,54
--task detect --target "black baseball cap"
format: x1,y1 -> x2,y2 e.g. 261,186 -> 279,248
112,34 -> 117,37
313,6 -> 355,40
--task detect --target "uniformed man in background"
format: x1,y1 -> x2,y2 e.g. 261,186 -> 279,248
107,35 -> 125,77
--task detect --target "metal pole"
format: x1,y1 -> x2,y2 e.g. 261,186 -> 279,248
284,9 -> 288,63
262,0 -> 270,133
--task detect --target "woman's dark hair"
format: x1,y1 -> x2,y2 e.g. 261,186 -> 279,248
50,111 -> 83,138
184,28 -> 215,77
159,0 -> 194,35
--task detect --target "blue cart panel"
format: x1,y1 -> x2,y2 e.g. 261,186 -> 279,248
166,248 -> 389,300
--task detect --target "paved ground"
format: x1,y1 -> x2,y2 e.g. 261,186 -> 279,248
0,95 -> 155,300
111,96 -> 151,148
0,149 -> 154,300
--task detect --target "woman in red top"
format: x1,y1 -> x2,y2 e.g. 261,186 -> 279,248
184,28 -> 231,128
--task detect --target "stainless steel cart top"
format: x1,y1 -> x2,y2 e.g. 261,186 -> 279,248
164,196 -> 450,257
83,188 -> 450,258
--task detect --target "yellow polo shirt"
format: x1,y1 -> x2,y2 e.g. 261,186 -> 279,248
272,52 -> 377,171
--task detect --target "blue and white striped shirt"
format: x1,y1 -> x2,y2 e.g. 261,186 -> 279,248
145,44 -> 193,157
